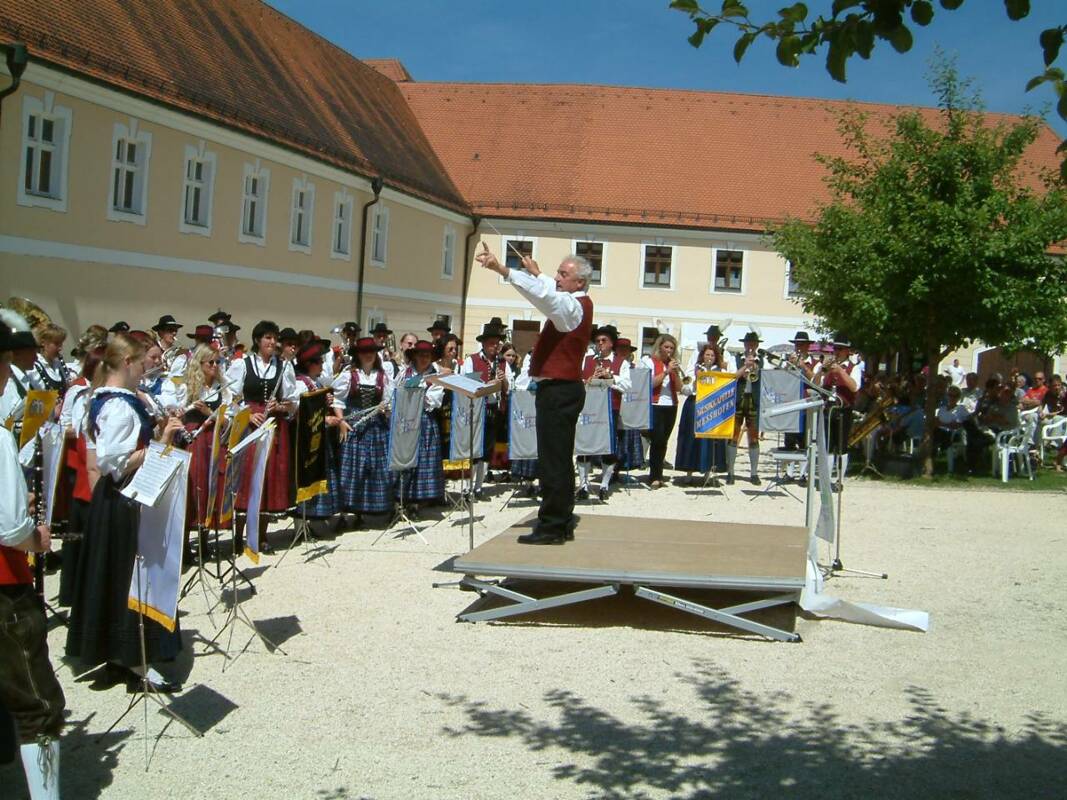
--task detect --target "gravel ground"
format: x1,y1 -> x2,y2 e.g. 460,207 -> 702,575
4,465 -> 1066,800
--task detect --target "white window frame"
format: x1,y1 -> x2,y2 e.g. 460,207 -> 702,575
498,234 -> 538,284
639,240 -> 676,291
331,188 -> 353,260
783,259 -> 802,300
369,204 -> 389,268
441,223 -> 456,279
238,160 -> 270,245
710,247 -> 748,295
106,119 -> 152,225
638,323 -> 670,357
365,309 -> 387,333
178,141 -> 216,236
17,92 -> 72,213
572,237 -> 607,288
288,175 -> 315,254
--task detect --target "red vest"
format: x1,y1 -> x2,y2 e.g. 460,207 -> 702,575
469,352 -> 493,382
823,362 -> 857,406
582,352 -> 625,411
650,358 -> 678,404
529,296 -> 594,381
0,545 -> 33,586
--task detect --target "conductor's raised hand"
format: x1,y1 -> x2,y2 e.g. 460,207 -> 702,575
475,242 -> 507,277
519,256 -> 540,277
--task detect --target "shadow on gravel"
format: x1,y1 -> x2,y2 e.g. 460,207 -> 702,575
436,660 -> 1067,799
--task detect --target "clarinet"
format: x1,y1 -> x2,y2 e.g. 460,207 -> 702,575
32,431 -> 47,602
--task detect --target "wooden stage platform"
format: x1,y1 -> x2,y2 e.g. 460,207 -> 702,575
444,515 -> 808,642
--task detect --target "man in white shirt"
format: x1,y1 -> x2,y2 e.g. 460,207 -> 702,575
460,317 -> 509,495
943,358 -> 966,388
476,244 -> 593,545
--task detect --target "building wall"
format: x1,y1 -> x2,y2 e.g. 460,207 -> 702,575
0,64 -> 470,344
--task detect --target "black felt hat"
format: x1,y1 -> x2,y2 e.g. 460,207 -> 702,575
476,317 -> 508,342
791,331 -> 812,344
151,314 -> 183,332
370,322 -> 393,337
109,321 -> 130,333
427,318 -> 451,334
704,324 -> 722,339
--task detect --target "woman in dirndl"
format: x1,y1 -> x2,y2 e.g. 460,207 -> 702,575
675,341 -> 728,486
433,335 -> 468,482
224,320 -> 298,553
395,340 -> 445,518
613,338 -> 647,476
508,348 -> 539,484
160,343 -> 231,551
65,332 -> 185,693
334,337 -> 394,523
293,340 -> 345,531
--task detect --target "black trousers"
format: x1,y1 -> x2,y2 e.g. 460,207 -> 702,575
0,585 -> 66,745
649,405 -> 678,481
534,380 -> 585,537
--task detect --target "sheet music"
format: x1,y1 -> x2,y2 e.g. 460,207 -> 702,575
121,442 -> 182,507
433,373 -> 492,396
229,417 -> 275,457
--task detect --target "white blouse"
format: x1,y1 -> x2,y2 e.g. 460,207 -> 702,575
159,380 -> 231,414
92,388 -> 147,481
331,367 -> 395,411
224,355 -> 299,406
60,382 -> 91,436
642,355 -> 677,407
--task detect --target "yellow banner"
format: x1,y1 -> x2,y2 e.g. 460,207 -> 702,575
219,407 -> 252,527
201,403 -> 229,527
694,371 -> 737,440
19,390 -> 59,448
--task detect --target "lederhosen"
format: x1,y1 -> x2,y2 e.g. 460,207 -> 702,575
237,356 -> 292,512
396,366 -> 444,502
339,368 -> 393,514
66,392 -> 181,668
734,355 -> 762,433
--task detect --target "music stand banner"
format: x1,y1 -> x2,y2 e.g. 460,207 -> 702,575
389,385 -> 426,472
243,424 -> 276,565
219,407 -> 251,528
294,389 -> 329,503
19,390 -> 59,448
508,390 -> 538,459
449,395 -> 485,461
575,385 -> 614,456
620,367 -> 652,431
760,369 -> 803,433
694,372 -> 737,440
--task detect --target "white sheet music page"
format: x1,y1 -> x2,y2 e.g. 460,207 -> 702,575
433,373 -> 489,395
120,442 -> 182,507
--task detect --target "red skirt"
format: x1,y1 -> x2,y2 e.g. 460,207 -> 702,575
184,420 -> 228,529
236,405 -> 292,513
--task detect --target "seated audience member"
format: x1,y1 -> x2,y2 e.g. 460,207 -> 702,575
959,372 -> 982,415
1020,372 -> 1049,411
1041,375 -> 1065,420
934,386 -> 970,453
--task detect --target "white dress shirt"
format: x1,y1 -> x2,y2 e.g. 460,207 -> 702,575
91,388 -> 145,481
159,380 -> 231,413
60,382 -> 91,435
0,425 -> 34,547
504,270 -> 586,333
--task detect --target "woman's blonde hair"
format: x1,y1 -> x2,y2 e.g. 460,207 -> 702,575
184,344 -> 219,400
92,332 -> 146,389
652,334 -> 678,361
36,323 -> 67,346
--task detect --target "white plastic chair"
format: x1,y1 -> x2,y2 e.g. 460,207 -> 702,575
945,428 -> 967,474
993,410 -> 1039,482
1039,416 -> 1066,463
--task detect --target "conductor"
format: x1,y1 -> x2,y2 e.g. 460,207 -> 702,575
476,244 -> 593,544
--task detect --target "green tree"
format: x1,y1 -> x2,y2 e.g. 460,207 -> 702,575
671,0 -> 1067,177
772,64 -> 1067,476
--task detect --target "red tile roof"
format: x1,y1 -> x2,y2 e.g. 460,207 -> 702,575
0,0 -> 467,213
401,81 -> 1064,232
364,58 -> 413,83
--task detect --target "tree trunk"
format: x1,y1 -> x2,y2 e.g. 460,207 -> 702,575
920,343 -> 942,478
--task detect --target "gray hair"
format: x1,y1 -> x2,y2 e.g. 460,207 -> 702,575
562,255 -> 593,287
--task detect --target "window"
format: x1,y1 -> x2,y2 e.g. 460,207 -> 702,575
442,224 -> 456,278
240,161 -> 270,243
17,93 -> 72,212
366,310 -> 387,332
574,241 -> 604,286
713,249 -> 745,293
332,190 -> 352,258
640,326 -> 660,356
642,244 -> 673,288
370,205 -> 389,266
289,177 -> 315,252
179,143 -> 216,235
785,260 -> 802,298
503,238 -> 533,270
108,120 -> 152,223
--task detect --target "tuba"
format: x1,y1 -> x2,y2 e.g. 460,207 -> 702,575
3,297 -> 52,335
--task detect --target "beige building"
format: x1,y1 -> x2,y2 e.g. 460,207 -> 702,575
2,0 -> 1063,376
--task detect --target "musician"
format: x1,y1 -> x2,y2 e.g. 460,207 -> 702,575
293,342 -> 345,532
150,315 -> 184,376
0,326 -> 39,430
396,332 -> 418,368
325,321 -> 360,378
686,324 -> 723,376
461,318 -> 510,496
65,332 -> 185,694
612,337 -> 646,476
477,246 -> 593,545
396,340 -> 445,517
208,311 -> 241,370
726,331 -> 763,485
641,334 -> 683,489
821,334 -> 859,483
33,323 -> 71,397
224,321 -> 299,553
109,321 -> 131,334
427,318 -> 451,343
675,341 -> 728,486
332,337 -> 394,524
160,344 -> 232,542
783,331 -> 816,454
0,309 -> 65,800
168,324 -> 215,379
369,323 -> 398,380
577,325 -> 631,501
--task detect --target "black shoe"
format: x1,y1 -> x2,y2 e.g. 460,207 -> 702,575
524,484 -> 539,498
576,487 -> 589,500
517,530 -> 566,545
259,539 -> 274,555
751,475 -> 762,485
471,490 -> 486,502
726,474 -> 735,485
126,676 -> 182,694
598,487 -> 609,502
407,505 -> 422,521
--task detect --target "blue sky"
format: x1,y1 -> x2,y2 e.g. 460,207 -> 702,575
268,1 -> 1066,135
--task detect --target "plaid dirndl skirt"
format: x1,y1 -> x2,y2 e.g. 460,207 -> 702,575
301,430 -> 340,519
237,406 -> 292,512
510,458 -> 537,479
398,411 -> 444,501
617,428 -> 646,470
340,415 -> 393,514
